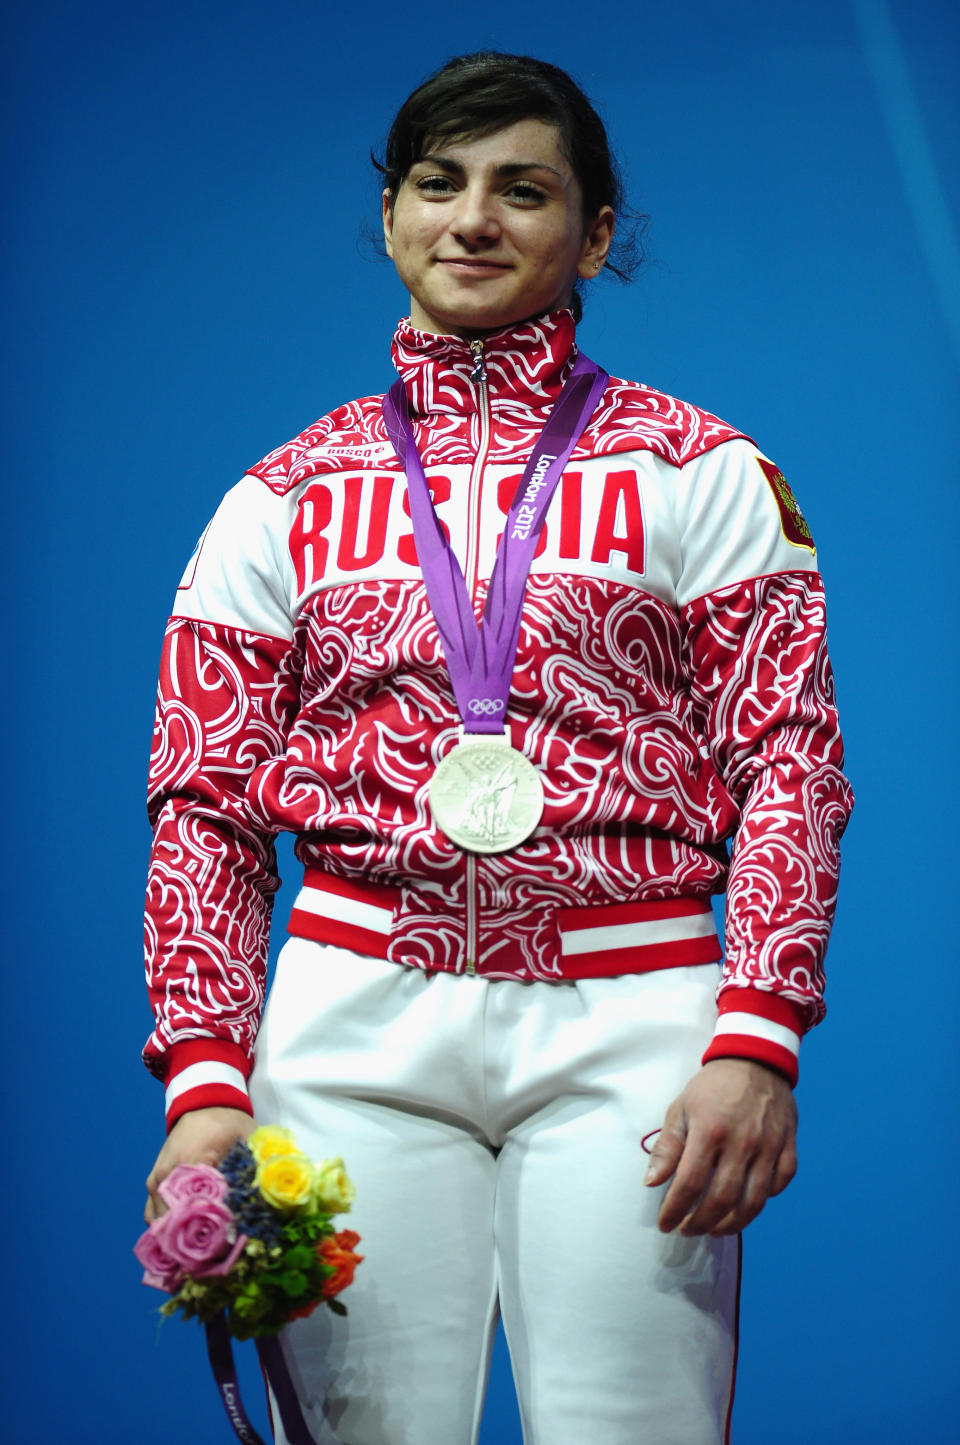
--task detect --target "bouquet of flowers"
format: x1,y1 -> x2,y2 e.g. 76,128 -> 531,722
135,1124 -> 362,1336
135,1125 -> 362,1444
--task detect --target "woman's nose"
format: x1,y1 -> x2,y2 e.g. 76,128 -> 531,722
449,185 -> 501,246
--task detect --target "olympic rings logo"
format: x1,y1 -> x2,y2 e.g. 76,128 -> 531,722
467,698 -> 506,715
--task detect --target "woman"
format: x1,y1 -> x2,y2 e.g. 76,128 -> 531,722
143,52 -> 852,1445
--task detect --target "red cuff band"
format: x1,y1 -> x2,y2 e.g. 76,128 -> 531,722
702,988 -> 806,1087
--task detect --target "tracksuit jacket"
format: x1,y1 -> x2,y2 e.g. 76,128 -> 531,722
143,309 -> 853,1129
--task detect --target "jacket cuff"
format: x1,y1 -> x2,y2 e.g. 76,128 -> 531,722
702,988 -> 806,1087
163,1038 -> 253,1132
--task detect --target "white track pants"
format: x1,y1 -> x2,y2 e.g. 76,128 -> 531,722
249,939 -> 739,1445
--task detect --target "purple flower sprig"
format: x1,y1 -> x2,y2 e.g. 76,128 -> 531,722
219,1140 -> 256,1190
215,1140 -> 286,1248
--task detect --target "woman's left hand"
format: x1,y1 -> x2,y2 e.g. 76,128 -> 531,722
643,1058 -> 798,1235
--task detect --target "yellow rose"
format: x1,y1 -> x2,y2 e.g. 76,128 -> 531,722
314,1157 -> 356,1214
256,1153 -> 316,1211
247,1125 -> 299,1165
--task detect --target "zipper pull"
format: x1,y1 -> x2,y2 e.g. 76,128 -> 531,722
469,338 -> 487,385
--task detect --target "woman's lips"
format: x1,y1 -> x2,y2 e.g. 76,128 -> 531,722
437,259 -> 512,275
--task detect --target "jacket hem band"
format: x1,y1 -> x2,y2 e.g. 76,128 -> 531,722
288,869 -> 722,979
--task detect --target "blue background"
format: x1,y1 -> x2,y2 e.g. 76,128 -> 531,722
4,0 -> 958,1440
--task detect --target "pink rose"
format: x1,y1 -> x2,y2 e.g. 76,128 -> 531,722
191,1231 -> 248,1278
158,1163 -> 228,1209
155,1196 -> 243,1276
134,1224 -> 185,1293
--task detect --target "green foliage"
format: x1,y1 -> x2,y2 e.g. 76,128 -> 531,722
164,1227 -> 342,1337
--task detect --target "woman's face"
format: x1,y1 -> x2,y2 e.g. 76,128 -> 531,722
383,118 -> 613,339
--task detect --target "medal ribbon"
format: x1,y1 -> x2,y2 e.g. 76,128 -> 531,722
382,349 -> 608,734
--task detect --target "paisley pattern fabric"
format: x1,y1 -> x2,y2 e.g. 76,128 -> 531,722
143,309 -> 852,1097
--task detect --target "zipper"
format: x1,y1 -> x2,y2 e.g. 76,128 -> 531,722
465,853 -> 478,975
464,337 -> 490,975
465,339 -> 490,596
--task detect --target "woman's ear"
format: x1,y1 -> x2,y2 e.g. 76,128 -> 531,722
577,205 -> 615,280
382,190 -> 394,257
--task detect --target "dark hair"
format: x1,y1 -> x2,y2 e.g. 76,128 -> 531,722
374,52 -> 644,319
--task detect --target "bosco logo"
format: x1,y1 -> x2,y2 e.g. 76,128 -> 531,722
468,699 -> 505,716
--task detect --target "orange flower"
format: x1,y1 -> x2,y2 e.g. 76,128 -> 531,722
286,1299 -> 320,1322
317,1229 -> 363,1298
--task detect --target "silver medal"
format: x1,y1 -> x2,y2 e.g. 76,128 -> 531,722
429,732 -> 544,854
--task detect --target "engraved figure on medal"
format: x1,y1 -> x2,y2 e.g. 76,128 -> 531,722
463,758 -> 517,842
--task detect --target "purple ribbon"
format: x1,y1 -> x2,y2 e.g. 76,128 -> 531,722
382,349 -> 608,734
205,1314 -> 317,1445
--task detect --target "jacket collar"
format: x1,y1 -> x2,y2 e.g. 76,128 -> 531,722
391,309 -> 579,422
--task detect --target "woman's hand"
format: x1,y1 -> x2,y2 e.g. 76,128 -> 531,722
643,1058 -> 798,1235
144,1107 -> 257,1222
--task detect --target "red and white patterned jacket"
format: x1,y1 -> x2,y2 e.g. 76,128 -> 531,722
144,309 -> 853,1128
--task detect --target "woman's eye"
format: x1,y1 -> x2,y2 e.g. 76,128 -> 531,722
416,175 -> 455,195
506,182 -> 547,203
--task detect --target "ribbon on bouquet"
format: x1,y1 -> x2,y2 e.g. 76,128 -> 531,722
205,1314 -> 317,1445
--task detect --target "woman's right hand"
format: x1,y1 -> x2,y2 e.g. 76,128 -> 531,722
144,1106 -> 257,1222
